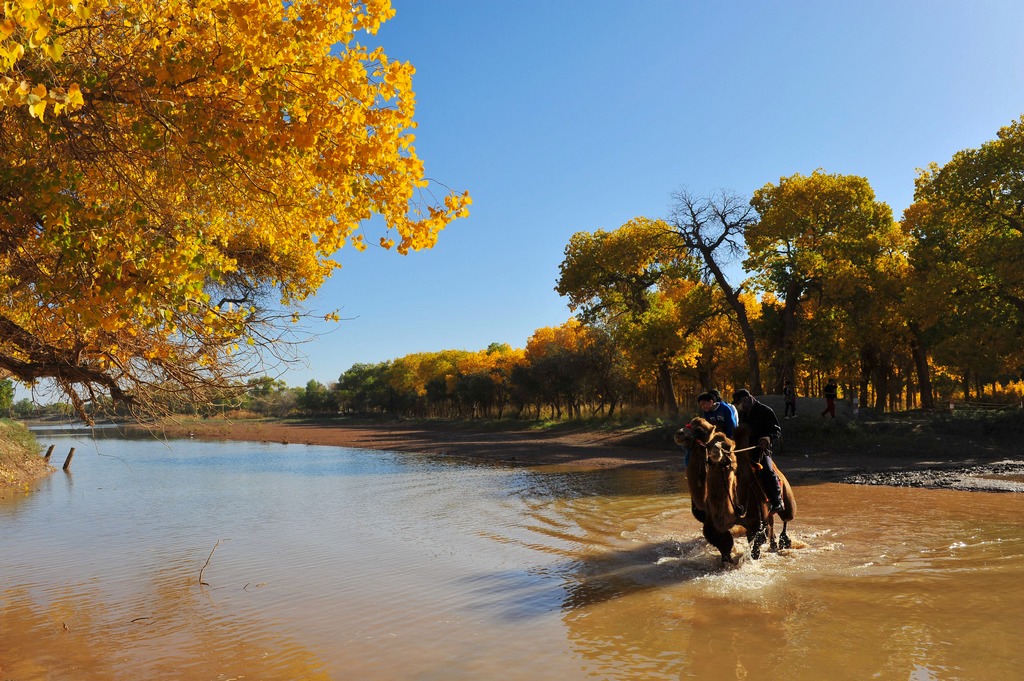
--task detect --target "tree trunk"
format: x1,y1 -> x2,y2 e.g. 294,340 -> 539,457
667,190 -> 763,395
730,293 -> 764,395
858,344 -> 876,409
771,282 -> 801,393
909,328 -> 934,409
872,352 -> 889,412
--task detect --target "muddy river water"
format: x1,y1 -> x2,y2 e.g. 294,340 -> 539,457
2,434 -> 1022,680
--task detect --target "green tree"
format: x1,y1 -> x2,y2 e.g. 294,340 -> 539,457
0,379 -> 15,415
297,380 -> 336,416
241,376 -> 293,416
335,362 -> 393,414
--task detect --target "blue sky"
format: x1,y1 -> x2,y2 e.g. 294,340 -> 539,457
283,0 -> 1024,389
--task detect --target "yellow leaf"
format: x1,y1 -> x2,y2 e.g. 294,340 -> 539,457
43,38 -> 64,61
28,99 -> 46,121
67,83 -> 84,107
31,25 -> 49,47
72,0 -> 91,20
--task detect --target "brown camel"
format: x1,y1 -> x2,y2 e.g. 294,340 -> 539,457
674,417 -> 796,564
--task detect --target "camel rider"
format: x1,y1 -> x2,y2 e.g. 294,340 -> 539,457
697,391 -> 736,438
731,388 -> 786,515
709,388 -> 739,428
684,391 -> 739,468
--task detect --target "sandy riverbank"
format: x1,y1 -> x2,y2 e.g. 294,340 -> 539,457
156,416 -> 1024,493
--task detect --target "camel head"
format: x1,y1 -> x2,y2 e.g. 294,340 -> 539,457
682,417 -> 736,468
706,438 -> 735,467
674,417 -> 716,448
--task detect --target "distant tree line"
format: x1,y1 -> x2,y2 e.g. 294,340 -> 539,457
325,116 -> 1024,419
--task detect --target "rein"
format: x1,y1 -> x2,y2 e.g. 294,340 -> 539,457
695,441 -> 748,518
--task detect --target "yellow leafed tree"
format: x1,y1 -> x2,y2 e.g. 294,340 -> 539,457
0,0 -> 470,419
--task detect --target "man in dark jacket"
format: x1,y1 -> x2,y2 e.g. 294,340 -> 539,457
732,388 -> 786,514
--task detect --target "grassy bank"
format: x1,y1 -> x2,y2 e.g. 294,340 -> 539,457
0,419 -> 52,493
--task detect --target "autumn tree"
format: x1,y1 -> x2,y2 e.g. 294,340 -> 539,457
666,188 -> 764,395
747,171 -> 907,408
556,217 -> 701,416
0,0 -> 470,421
905,115 -> 1024,402
670,282 -> 759,394
518,320 -> 613,420
454,343 -> 525,419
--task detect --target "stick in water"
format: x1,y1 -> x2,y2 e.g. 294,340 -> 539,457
199,539 -> 226,586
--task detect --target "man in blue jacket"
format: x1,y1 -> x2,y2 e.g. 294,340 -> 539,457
698,390 -> 737,438
710,388 -> 740,427
732,388 -> 786,514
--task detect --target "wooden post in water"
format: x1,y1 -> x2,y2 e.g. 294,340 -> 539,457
43,444 -> 54,461
63,447 -> 75,471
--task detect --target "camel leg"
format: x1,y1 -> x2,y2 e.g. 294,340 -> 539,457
778,520 -> 792,550
748,523 -> 768,560
703,523 -> 735,564
765,516 -> 779,552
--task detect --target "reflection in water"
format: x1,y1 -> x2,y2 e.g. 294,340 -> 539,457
2,435 -> 1023,680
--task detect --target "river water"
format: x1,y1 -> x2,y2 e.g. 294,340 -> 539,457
1,434 -> 1021,680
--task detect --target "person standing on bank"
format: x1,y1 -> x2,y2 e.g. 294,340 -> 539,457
731,389 -> 786,514
783,379 -> 797,419
821,377 -> 838,419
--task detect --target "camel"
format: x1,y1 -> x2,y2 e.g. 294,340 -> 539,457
674,417 -> 796,564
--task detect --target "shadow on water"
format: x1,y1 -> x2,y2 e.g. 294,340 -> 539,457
560,538 -> 723,610
458,538 -> 725,622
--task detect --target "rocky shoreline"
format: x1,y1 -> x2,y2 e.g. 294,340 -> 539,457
833,460 -> 1024,493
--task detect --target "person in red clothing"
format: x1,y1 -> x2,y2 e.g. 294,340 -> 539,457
821,378 -> 838,418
